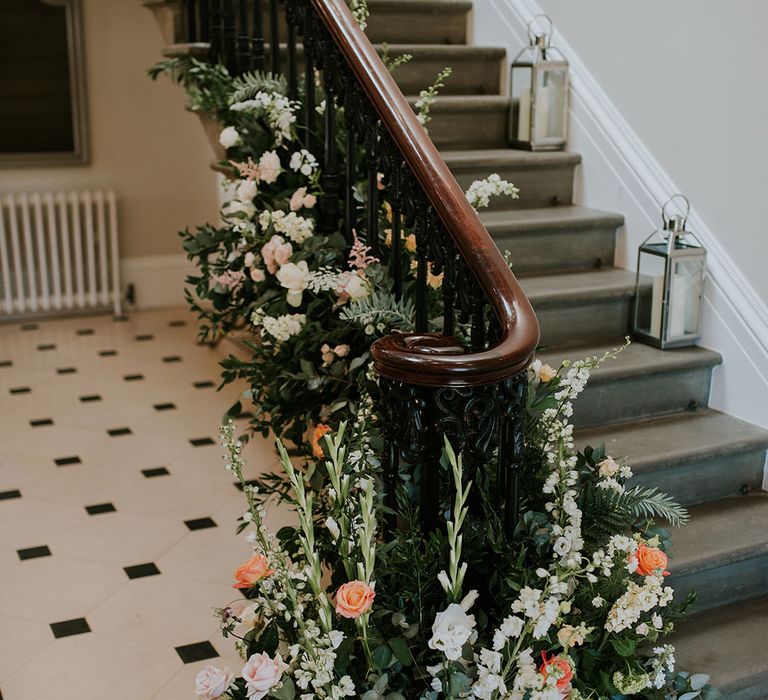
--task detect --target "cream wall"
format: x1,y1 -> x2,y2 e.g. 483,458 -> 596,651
518,0 -> 768,302
0,0 -> 218,300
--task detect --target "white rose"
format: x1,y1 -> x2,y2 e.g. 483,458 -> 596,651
276,260 -> 309,307
195,665 -> 234,699
218,126 -> 241,149
237,179 -> 258,202
428,603 -> 476,661
244,251 -> 255,267
241,652 -> 288,700
344,274 -> 368,300
598,457 -> 619,478
258,150 -> 282,184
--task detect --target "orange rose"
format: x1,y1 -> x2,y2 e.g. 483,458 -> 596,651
310,424 -> 332,459
636,543 -> 670,577
540,651 -> 573,692
233,554 -> 274,589
335,580 -> 375,619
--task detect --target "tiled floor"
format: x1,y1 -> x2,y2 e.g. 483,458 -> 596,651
0,308 -> 291,699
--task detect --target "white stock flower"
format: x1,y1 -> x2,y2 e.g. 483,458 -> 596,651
290,149 -> 318,176
218,126 -> 241,149
428,603 -> 476,661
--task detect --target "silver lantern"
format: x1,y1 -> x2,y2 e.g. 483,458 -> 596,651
508,15 -> 569,151
633,195 -> 706,349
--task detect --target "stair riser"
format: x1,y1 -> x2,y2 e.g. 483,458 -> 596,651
391,54 -> 503,96
424,106 -> 508,149
725,679 -> 768,700
367,8 -> 469,44
571,369 -> 714,429
630,449 -> 767,506
448,163 -> 576,209
532,297 -> 632,350
494,228 -> 617,275
672,552 -> 768,613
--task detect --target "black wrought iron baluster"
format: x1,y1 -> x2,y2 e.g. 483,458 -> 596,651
304,53 -> 317,151
499,376 -> 526,536
221,0 -> 237,73
441,245 -> 456,335
415,213 -> 428,332
365,120 -> 380,256
319,84 -> 341,234
236,0 -> 249,74
470,285 -> 486,350
344,127 -> 356,246
269,0 -> 280,75
184,0 -> 198,42
391,203 -> 402,300
209,0 -> 223,62
250,0 -> 265,70
286,23 -> 298,99
199,0 -> 210,41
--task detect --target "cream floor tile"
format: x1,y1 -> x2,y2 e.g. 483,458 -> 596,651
0,498 -> 88,550
46,511 -> 189,566
0,615 -> 55,682
87,573 -> 233,647
0,452 -> 56,490
0,556 -> 127,622
0,547 -> 20,575
0,424 -> 109,463
1,632 -> 180,700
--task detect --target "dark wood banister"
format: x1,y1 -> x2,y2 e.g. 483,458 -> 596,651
312,0 -> 540,387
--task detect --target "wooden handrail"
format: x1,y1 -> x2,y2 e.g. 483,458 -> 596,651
313,0 -> 540,387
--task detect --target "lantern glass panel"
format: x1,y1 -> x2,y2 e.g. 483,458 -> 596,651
510,63 -> 533,143
635,248 -> 667,341
533,66 -> 568,142
667,257 -> 704,339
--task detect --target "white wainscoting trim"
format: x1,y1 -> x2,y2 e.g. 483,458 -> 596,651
477,0 -> 768,428
120,254 -> 194,310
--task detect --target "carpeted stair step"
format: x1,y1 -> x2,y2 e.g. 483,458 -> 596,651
668,495 -> 768,612
483,206 -> 623,274
442,149 -> 580,208
408,95 -> 509,149
671,594 -> 768,699
575,410 -> 768,505
535,342 -> 722,429
520,268 -> 636,347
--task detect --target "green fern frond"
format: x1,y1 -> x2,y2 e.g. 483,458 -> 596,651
623,486 -> 690,526
230,71 -> 288,104
338,289 -> 415,330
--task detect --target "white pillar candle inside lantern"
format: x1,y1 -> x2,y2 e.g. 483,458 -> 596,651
633,195 -> 707,349
509,15 -> 569,151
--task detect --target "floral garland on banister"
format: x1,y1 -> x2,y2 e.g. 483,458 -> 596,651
149,48 -> 719,700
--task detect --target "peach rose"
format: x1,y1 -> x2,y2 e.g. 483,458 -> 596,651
232,553 -> 274,589
195,664 -> 234,699
333,344 -> 350,358
636,543 -> 670,577
335,580 -> 375,619
250,267 -> 266,283
289,186 -> 317,212
311,423 -> 332,458
540,651 -> 573,692
260,235 -> 293,274
241,652 -> 288,700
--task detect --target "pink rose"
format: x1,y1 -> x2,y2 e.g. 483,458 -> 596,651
250,267 -> 266,283
195,665 -> 234,699
335,580 -> 375,619
258,150 -> 282,184
333,344 -> 350,357
289,187 -> 317,212
241,652 -> 288,699
260,235 -> 293,274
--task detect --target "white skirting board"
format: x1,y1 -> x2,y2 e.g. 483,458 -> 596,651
475,0 -> 768,430
120,254 -> 195,309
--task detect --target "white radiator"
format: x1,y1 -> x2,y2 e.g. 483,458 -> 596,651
0,190 -> 122,318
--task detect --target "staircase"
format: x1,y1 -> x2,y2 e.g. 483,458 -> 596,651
146,1 -> 768,695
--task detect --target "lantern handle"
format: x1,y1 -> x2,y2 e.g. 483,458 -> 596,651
527,14 -> 553,46
661,193 -> 690,227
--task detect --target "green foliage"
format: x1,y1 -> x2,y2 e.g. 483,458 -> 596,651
338,288 -> 415,330
230,70 -> 289,104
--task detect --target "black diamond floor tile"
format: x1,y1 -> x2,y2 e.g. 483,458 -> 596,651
55,456 -> 81,466
56,367 -> 77,375
123,374 -> 144,382
0,489 -> 22,501
184,517 -> 217,531
113,315 -> 129,322
107,427 -> 132,437
168,320 -> 187,327
79,394 -> 102,403
142,467 -> 170,478
153,402 -> 176,411
17,545 -> 51,560
124,562 -> 161,579
0,361 -> 12,368
30,418 -> 54,427
98,349 -> 118,357
50,618 -> 91,638
10,387 -> 31,395
175,641 -> 218,664
162,355 -> 182,363
189,437 -> 215,447
20,323 -> 38,331
135,334 -> 154,341
193,380 -> 215,389
76,328 -> 95,336
85,502 -> 116,515
37,344 -> 56,351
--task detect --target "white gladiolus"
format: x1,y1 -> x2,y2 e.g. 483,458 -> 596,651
428,603 -> 476,661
